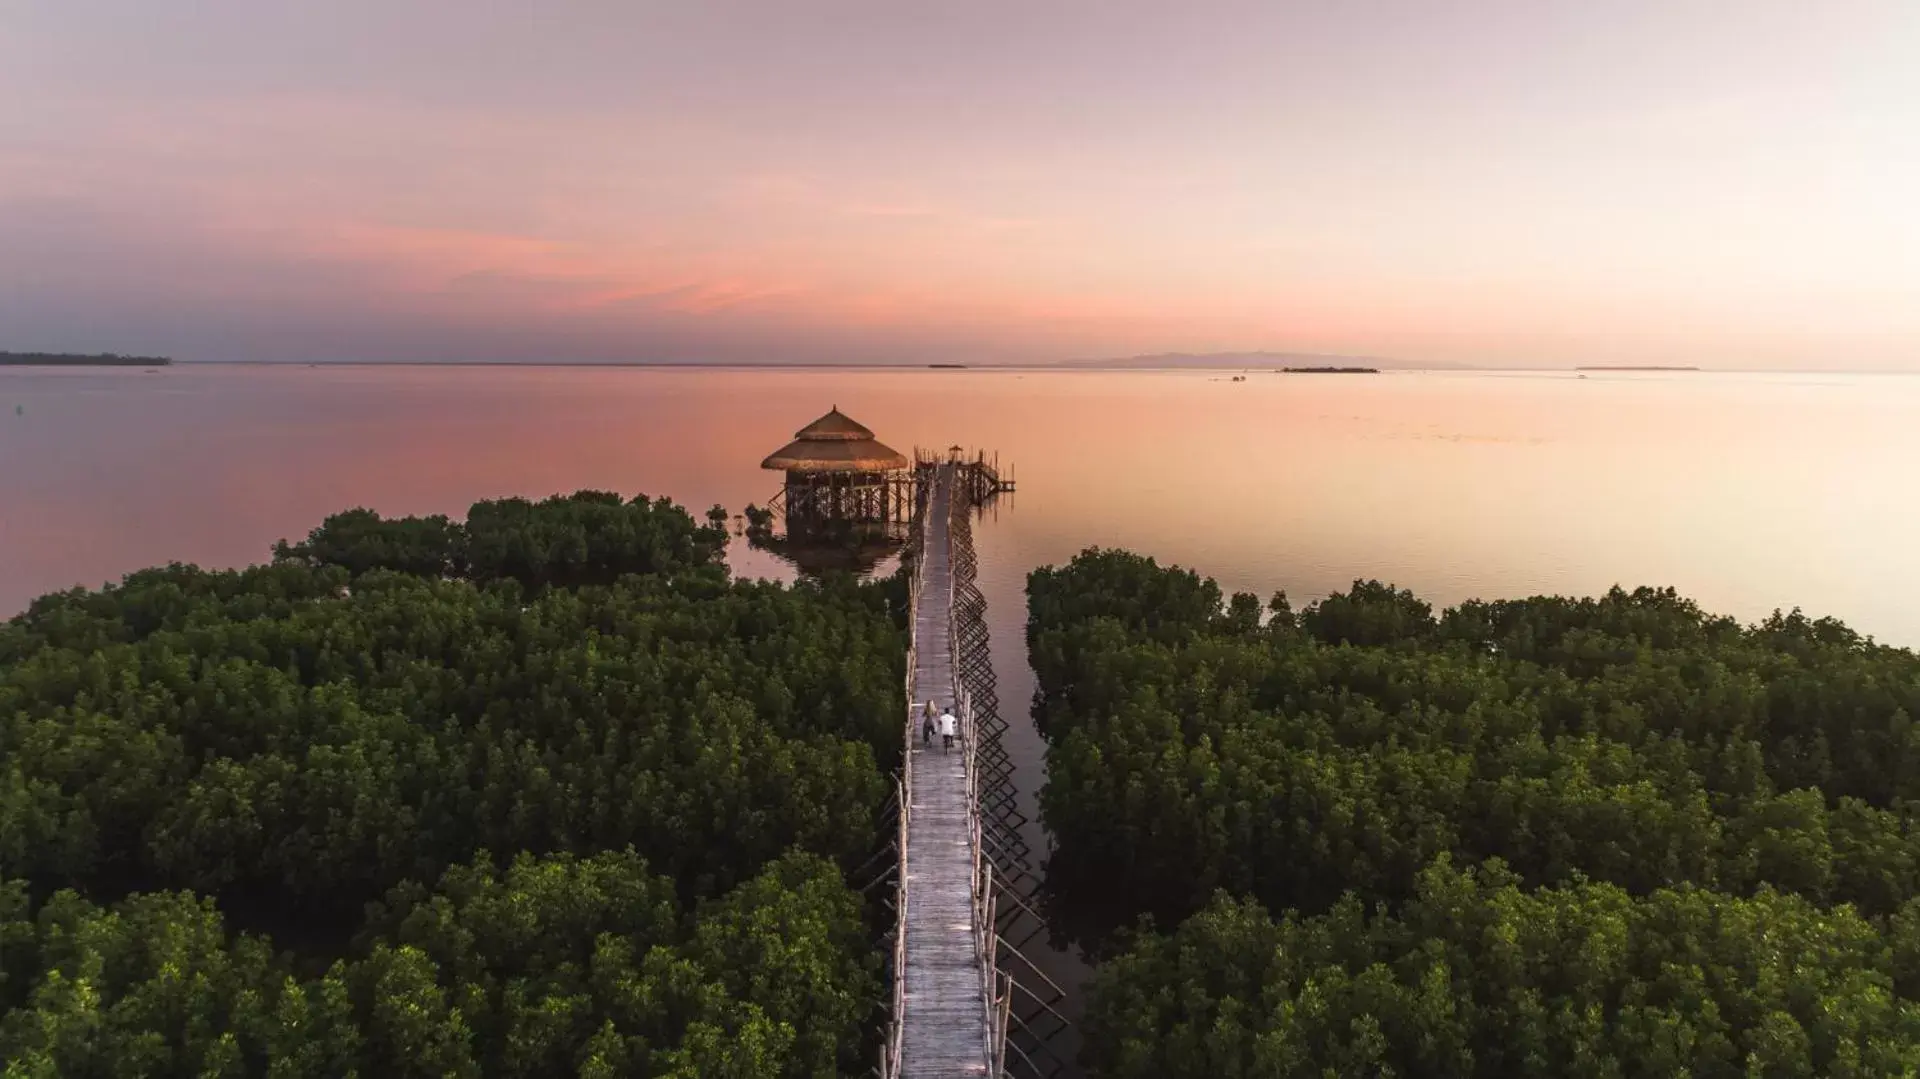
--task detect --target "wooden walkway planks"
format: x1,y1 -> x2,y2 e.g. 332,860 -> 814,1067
901,466 -> 995,1077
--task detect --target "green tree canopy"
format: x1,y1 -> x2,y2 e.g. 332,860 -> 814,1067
0,850 -> 875,1078
1086,859 -> 1920,1079
1033,549 -> 1920,1073
1,491 -> 898,1076
1030,552 -> 1920,945
272,491 -> 728,589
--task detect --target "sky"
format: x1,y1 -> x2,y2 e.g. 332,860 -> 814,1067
2,1 -> 1917,368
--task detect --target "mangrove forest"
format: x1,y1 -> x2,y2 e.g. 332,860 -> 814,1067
1030,549 -> 1920,1077
1,492 -> 903,1077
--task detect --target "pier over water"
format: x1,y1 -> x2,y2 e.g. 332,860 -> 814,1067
748,412 -> 1049,1079
893,464 -> 999,1075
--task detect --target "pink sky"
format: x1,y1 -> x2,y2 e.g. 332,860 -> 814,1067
2,1 -> 1916,367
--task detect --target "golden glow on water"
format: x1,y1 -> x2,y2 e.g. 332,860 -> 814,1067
4,365 -> 1918,645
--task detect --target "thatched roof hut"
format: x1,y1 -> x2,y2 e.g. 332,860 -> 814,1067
760,407 -> 910,474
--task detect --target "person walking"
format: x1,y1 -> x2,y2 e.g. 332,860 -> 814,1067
938,708 -> 958,753
921,701 -> 937,746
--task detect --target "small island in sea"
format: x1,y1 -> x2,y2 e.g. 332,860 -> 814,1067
1280,365 -> 1380,374
1,351 -> 172,366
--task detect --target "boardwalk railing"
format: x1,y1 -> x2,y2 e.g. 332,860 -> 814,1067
957,675 -> 1013,1075
879,492 -> 925,1078
947,466 -> 1012,1072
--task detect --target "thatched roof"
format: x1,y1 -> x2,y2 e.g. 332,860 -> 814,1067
761,407 -> 909,473
761,439 -> 911,472
792,407 -> 876,442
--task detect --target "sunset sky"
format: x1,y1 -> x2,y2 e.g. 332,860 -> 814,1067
3,1 -> 1916,368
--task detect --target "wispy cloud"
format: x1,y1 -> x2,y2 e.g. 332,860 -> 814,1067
3,2 -> 1917,367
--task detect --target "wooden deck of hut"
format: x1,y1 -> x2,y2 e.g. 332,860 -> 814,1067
895,465 -> 997,1077
762,407 -> 916,524
758,407 -> 1014,533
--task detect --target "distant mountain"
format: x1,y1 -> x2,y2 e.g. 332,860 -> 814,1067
1055,351 -> 1460,370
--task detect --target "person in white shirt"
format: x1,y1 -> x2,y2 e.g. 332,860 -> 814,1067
938,710 -> 958,752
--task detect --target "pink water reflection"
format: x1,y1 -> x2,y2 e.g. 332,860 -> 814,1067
4,365 -> 1918,646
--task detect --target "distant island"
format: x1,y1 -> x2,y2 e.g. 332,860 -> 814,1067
1,351 -> 171,366
928,363 -> 968,369
1281,366 -> 1379,374
1574,365 -> 1699,371
1063,350 -> 1454,371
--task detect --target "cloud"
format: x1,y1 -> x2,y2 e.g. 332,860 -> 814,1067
5,4 -> 1918,372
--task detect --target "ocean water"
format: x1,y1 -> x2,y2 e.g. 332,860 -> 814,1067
6,361 -> 1920,1056
8,363 -> 1917,637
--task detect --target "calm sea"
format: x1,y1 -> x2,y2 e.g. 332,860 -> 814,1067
6,362 -> 1919,1054
7,364 -> 1917,638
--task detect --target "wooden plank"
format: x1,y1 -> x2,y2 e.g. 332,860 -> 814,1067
900,466 -> 995,1077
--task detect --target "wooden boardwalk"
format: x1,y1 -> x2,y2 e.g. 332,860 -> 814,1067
900,466 -> 995,1077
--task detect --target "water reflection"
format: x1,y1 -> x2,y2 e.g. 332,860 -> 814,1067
8,363 -> 1920,1076
745,519 -> 906,580
7,365 -> 1920,645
